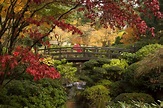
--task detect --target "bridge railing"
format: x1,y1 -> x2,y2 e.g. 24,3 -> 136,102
38,47 -> 131,61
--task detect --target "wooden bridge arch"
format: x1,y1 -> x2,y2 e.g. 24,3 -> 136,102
38,47 -> 132,62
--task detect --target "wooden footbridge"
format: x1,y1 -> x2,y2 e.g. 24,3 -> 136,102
38,47 -> 132,62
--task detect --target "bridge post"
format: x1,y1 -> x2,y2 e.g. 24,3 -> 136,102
83,47 -> 85,58
59,47 -> 62,60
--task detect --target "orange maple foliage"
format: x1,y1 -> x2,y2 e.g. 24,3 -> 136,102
120,27 -> 139,44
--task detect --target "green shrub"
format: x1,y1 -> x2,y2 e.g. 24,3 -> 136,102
81,58 -> 128,86
121,44 -> 162,64
96,80 -> 126,100
123,48 -> 163,100
92,67 -> 107,78
158,36 -> 163,45
80,85 -> 110,108
102,59 -> 128,81
79,75 -> 94,86
56,62 -> 77,84
0,79 -> 67,108
82,59 -> 99,69
135,44 -> 162,61
95,58 -> 111,65
131,38 -> 159,51
81,67 -> 107,86
102,59 -> 128,70
133,66 -> 163,100
121,52 -> 137,64
53,59 -> 78,84
109,81 -> 125,99
123,63 -> 140,86
109,59 -> 128,69
96,79 -> 112,89
122,63 -> 152,94
41,57 -> 77,84
53,59 -> 67,66
80,58 -> 111,85
114,93 -> 155,104
103,66 -> 124,81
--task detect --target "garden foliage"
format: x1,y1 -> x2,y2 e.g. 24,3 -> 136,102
78,85 -> 110,108
77,44 -> 163,107
121,44 -> 162,64
0,0 -> 162,86
0,79 -> 67,108
0,0 -> 162,107
42,57 -> 78,84
114,93 -> 155,103
81,58 -> 128,85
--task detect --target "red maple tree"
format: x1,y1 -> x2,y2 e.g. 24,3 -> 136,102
80,0 -> 162,36
0,0 -> 162,86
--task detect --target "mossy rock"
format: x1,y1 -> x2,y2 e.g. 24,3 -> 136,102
114,93 -> 155,103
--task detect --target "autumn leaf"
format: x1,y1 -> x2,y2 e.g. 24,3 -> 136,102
120,27 -> 138,44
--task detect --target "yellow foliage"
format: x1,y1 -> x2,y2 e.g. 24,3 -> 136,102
41,21 -> 120,46
0,0 -> 5,6
0,0 -> 40,19
118,31 -> 125,37
0,0 -> 4,4
0,0 -> 26,16
71,20 -> 78,25
40,56 -> 55,66
49,26 -> 72,44
0,0 -> 9,17
24,11 -> 31,18
14,0 -> 27,13
69,25 -> 120,46
88,27 -> 119,46
120,27 -> 138,44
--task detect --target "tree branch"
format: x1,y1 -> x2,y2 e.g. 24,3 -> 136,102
8,0 -> 30,54
2,65 -> 27,89
30,1 -> 56,18
29,2 -> 81,50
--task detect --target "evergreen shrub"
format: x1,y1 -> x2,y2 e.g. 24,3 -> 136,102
80,85 -> 110,108
0,79 -> 67,108
121,44 -> 162,63
135,43 -> 162,61
114,93 -> 155,103
102,59 -> 128,81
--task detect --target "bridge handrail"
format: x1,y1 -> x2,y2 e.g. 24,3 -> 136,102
38,47 -> 132,61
